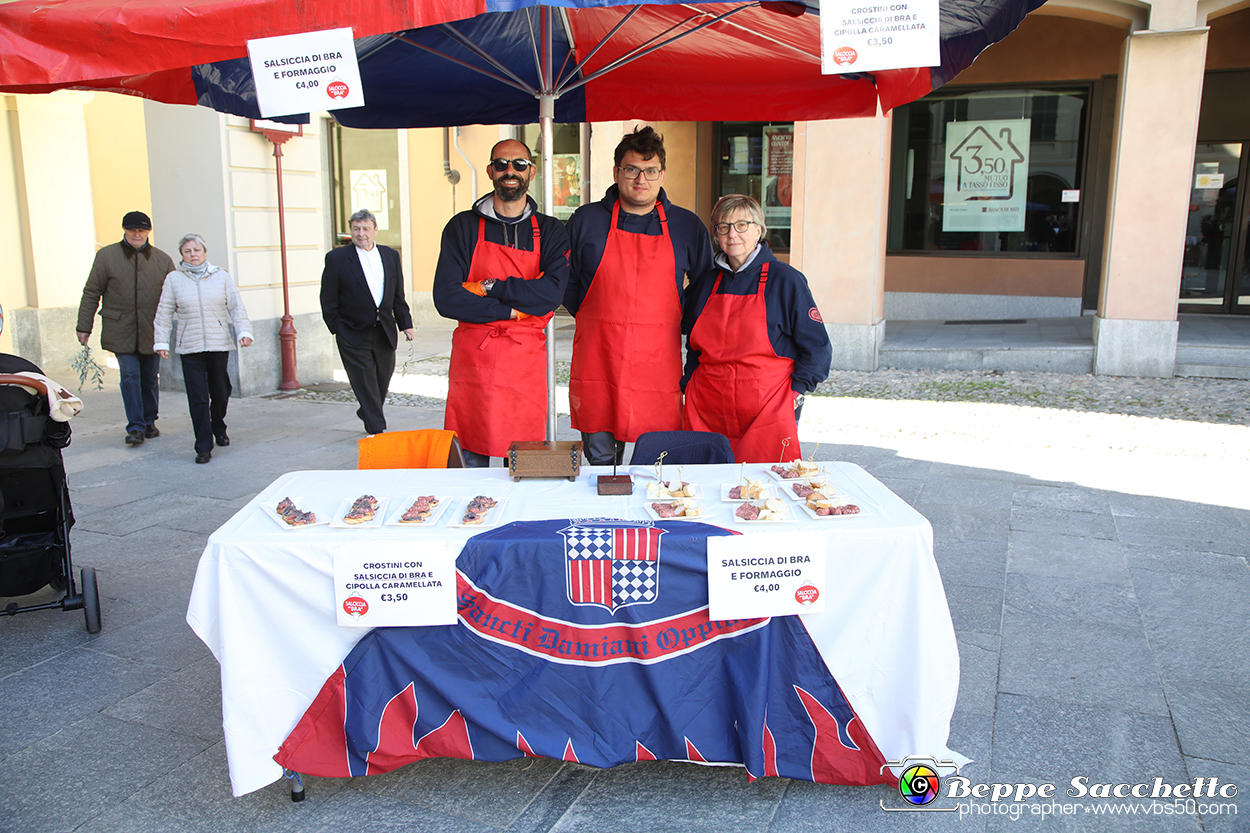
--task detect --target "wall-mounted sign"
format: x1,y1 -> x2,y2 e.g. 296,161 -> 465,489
820,0 -> 940,75
248,27 -> 364,118
943,119 -> 1031,233
350,170 -> 389,231
762,126 -> 794,231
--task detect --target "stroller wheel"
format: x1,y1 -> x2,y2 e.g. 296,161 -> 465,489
81,567 -> 101,633
49,575 -> 67,592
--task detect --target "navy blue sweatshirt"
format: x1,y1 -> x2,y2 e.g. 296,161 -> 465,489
563,185 -> 713,316
682,242 -> 832,395
432,193 -> 570,324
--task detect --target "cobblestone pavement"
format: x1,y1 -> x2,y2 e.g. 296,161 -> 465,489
289,365 -> 1250,465
293,361 -> 1250,426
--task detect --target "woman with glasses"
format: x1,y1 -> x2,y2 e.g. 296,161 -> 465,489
154,234 -> 253,464
681,195 -> 831,463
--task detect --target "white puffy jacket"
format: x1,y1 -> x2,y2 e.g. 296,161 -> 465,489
153,266 -> 253,354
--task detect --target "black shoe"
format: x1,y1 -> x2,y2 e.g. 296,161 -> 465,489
144,425 -> 160,438
195,452 -> 212,464
125,430 -> 145,445
215,434 -> 230,447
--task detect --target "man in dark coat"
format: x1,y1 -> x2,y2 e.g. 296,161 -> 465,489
76,210 -> 175,446
320,209 -> 415,435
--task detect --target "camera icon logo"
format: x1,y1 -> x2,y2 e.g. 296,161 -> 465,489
880,756 -> 960,813
900,762 -> 941,805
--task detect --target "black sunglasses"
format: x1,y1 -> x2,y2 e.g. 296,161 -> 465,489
490,158 -> 533,173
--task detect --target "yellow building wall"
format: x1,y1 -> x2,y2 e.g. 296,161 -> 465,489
404,125 -> 502,315
83,94 -> 153,250
0,97 -> 27,355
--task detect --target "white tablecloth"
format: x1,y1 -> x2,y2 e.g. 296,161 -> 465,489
186,463 -> 963,796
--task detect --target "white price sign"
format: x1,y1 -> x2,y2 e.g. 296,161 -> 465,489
707,533 -> 827,621
820,0 -> 940,75
247,27 -> 365,118
332,542 -> 459,628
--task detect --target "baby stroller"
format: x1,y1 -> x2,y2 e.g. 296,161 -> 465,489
0,353 -> 99,633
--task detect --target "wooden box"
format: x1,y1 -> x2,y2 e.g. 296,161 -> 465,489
508,441 -> 582,481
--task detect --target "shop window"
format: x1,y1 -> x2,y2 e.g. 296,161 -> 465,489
327,122 -> 404,253
522,123 -> 584,222
716,122 -> 794,252
887,88 -> 1088,254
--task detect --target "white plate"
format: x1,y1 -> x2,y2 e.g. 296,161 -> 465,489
720,483 -> 774,502
330,496 -> 388,529
262,496 -> 331,531
764,465 -> 828,484
641,500 -> 708,521
446,496 -> 508,528
799,501 -> 869,520
643,481 -> 703,500
780,480 -> 836,502
731,502 -> 795,524
384,495 -> 452,527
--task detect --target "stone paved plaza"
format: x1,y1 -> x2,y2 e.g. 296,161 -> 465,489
0,349 -> 1247,832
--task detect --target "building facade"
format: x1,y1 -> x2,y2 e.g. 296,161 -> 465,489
1,0 -> 1245,385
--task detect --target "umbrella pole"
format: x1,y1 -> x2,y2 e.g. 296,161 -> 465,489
540,5 -> 557,443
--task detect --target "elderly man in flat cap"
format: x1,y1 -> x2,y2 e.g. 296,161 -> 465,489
77,210 -> 176,446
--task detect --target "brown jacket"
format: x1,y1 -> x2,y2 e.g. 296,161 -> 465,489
76,240 -> 176,354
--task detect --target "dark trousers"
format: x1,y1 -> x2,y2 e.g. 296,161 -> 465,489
581,431 -> 626,466
181,352 -> 231,455
462,450 -> 508,468
337,327 -> 395,434
116,352 -> 160,434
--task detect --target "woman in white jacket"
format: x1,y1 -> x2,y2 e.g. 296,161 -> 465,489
154,234 -> 253,464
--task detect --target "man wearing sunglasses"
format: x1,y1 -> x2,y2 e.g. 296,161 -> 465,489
564,125 -> 713,466
432,139 -> 570,467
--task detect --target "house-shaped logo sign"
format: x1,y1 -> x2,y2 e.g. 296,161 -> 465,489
947,124 -> 1026,200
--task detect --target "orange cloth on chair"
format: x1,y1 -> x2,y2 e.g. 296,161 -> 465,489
358,429 -> 457,469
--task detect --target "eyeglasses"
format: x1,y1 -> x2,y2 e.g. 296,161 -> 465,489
617,165 -> 663,181
713,219 -> 759,235
490,158 -> 532,172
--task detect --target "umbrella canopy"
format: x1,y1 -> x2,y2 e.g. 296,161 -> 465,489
0,0 -> 1046,124
0,0 -> 1045,441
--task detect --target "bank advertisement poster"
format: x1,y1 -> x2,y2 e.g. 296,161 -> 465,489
820,0 -> 939,75
762,126 -> 794,232
942,119 -> 1031,233
350,170 -> 389,231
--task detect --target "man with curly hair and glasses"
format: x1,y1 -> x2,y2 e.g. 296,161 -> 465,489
564,125 -> 713,466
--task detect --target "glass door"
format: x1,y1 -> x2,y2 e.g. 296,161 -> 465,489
1234,211 -> 1250,312
1179,143 -> 1243,312
327,123 -> 403,255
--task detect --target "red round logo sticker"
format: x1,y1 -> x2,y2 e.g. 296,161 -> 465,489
808,307 -> 824,323
833,46 -> 858,66
343,596 -> 369,619
795,584 -> 820,607
327,80 -> 350,100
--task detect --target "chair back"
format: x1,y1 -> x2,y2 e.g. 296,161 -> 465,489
358,429 -> 465,469
629,431 -> 734,466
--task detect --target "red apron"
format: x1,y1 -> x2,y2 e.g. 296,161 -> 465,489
683,262 -> 801,463
445,216 -> 551,457
568,201 -> 682,442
